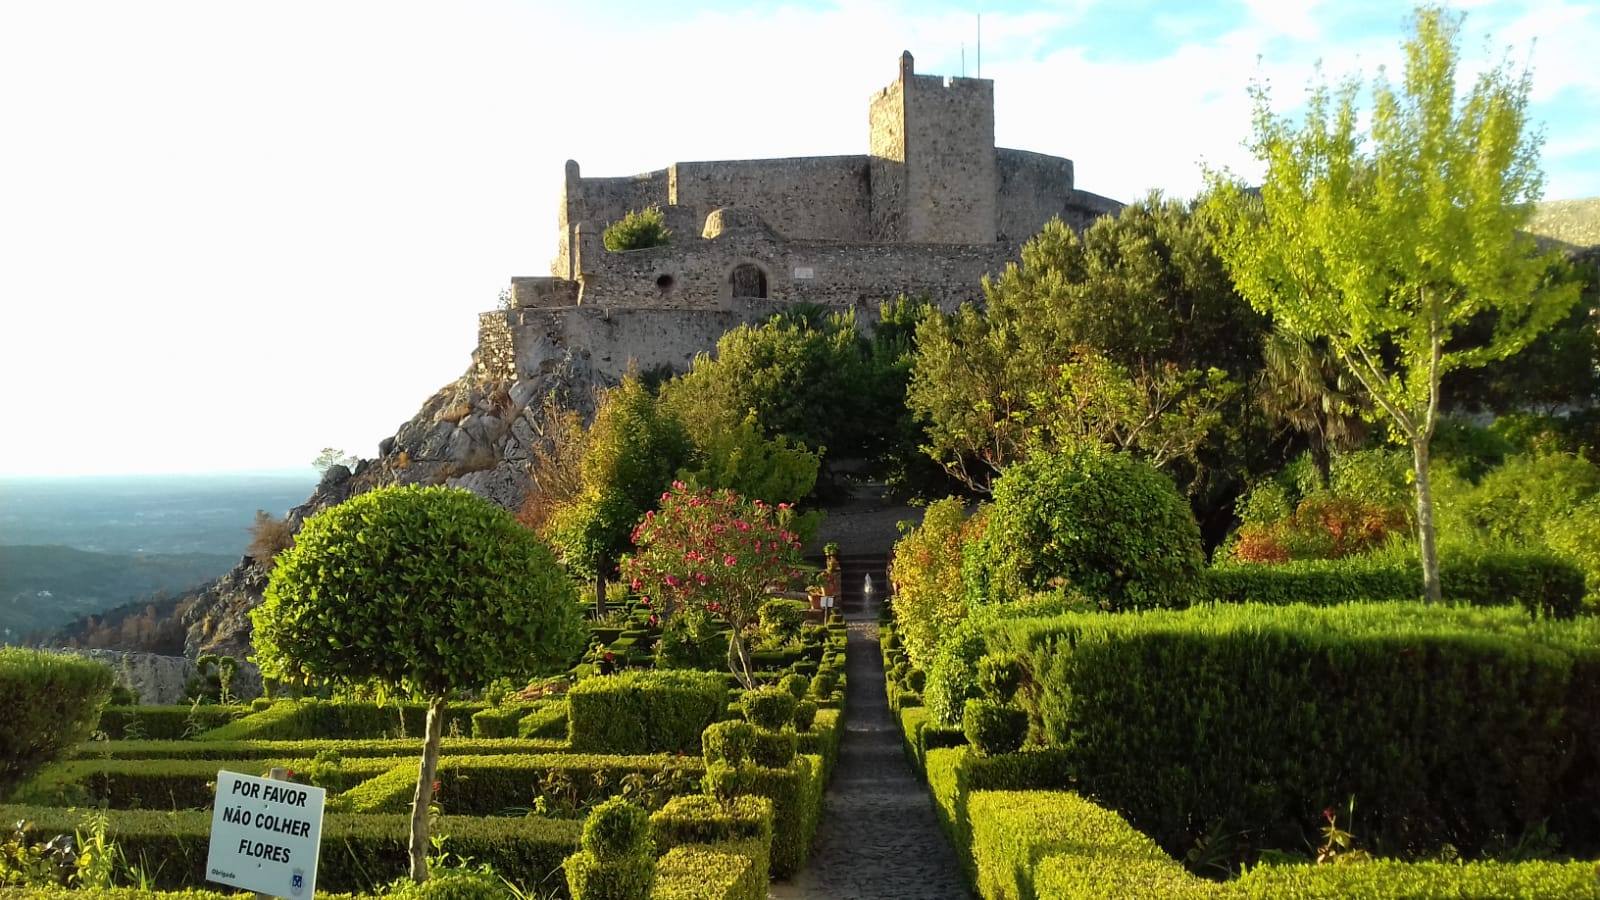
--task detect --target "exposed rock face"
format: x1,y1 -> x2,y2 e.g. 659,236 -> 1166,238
60,649 -> 263,705
177,344 -> 599,662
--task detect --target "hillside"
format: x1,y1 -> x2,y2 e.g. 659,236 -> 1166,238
0,544 -> 236,640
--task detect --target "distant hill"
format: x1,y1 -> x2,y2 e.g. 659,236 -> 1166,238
0,544 -> 235,641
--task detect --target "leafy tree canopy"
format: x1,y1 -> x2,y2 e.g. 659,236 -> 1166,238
602,206 -> 670,252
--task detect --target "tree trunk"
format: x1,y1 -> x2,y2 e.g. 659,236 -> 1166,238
1412,440 -> 1442,604
408,696 -> 446,882
726,630 -> 754,691
594,553 -> 610,618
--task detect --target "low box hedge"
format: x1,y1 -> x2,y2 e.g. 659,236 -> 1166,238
923,746 -> 1073,876
1204,548 -> 1587,618
72,736 -> 567,761
650,839 -> 767,900
796,709 -> 842,780
0,803 -> 579,894
1231,859 -> 1600,899
568,671 -> 727,754
95,705 -> 248,741
703,754 -> 823,879
650,795 -> 772,887
198,700 -> 487,742
15,756 -> 398,808
340,753 -> 706,815
520,701 -> 570,739
985,602 -> 1600,861
471,703 -> 535,738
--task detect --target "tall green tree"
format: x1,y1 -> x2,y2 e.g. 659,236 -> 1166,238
549,377 -> 693,610
1206,7 -> 1581,601
907,195 -> 1264,494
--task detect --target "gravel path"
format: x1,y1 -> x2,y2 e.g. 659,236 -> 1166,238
769,592 -> 971,900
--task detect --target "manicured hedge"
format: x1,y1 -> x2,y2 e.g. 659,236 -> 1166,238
15,756 -> 398,808
568,671 -> 727,754
795,708 -> 843,780
471,703 -> 535,738
0,804 -> 579,894
198,700 -> 487,742
970,790 -> 1204,900
340,753 -> 705,815
1231,859 -> 1600,899
521,701 -> 570,739
650,795 -> 772,888
1205,549 -> 1587,617
74,736 -> 567,761
650,840 -> 767,900
986,602 -> 1600,859
96,705 -> 248,741
703,754 -> 823,879
0,648 -> 114,799
923,746 -> 1074,877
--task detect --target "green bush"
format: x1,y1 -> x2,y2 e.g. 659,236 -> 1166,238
904,668 -> 926,693
340,753 -> 703,815
776,673 -> 808,701
1445,451 -> 1600,544
924,592 -> 1084,726
602,206 -> 670,253
970,790 -> 1206,900
0,803 -> 578,893
71,736 -> 564,761
739,688 -> 796,731
702,755 -> 823,878
984,602 -> 1600,861
519,701 -> 569,739
1205,548 -> 1587,618
976,654 -> 1024,703
792,700 -> 817,732
564,851 -> 653,900
0,649 -> 114,799
964,447 -> 1203,608
384,868 -> 508,899
15,756 -> 393,808
962,700 -> 1027,757
748,729 -> 796,769
198,699 -> 487,742
569,671 -> 726,754
807,673 -> 837,700
700,720 -> 756,766
650,841 -> 766,900
759,601 -> 806,647
649,795 -> 772,857
1232,859 -> 1600,899
582,797 -> 653,859
470,704 -> 533,739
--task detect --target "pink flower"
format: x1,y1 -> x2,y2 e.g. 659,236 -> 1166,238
672,480 -> 686,490
640,597 -> 652,607
630,578 -> 642,591
724,554 -> 738,567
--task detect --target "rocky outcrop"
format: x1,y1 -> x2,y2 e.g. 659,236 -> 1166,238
177,342 -> 601,661
61,649 -> 263,705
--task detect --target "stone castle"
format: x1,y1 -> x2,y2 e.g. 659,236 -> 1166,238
477,52 -> 1121,384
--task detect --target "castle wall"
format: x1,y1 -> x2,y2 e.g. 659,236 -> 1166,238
578,169 -> 672,236
868,77 -> 907,242
996,147 -> 1075,244
581,227 -> 998,313
901,73 -> 996,244
670,156 -> 873,241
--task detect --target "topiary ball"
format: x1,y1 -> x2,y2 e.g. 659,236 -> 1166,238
580,797 -> 653,860
792,699 -> 818,732
563,851 -> 654,900
976,654 -> 1024,703
809,673 -> 837,699
905,668 -> 927,693
965,446 -> 1203,609
963,698 -> 1028,757
778,673 -> 809,701
741,687 -> 797,731
701,719 -> 757,766
750,728 -> 798,768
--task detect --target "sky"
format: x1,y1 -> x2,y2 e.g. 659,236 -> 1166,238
1,0 -> 1596,477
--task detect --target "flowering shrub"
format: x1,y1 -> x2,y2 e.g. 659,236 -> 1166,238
621,483 -> 803,688
1231,493 -> 1410,563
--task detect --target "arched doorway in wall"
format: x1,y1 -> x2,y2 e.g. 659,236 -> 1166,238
730,263 -> 768,299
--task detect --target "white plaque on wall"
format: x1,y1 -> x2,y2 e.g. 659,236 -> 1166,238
793,266 -> 815,280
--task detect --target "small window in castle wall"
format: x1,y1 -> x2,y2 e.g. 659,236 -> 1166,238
656,273 -> 675,293
730,264 -> 768,299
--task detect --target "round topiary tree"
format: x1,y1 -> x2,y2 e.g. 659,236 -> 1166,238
966,447 -> 1204,609
251,485 -> 584,883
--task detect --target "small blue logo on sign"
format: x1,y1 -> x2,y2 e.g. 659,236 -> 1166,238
291,870 -> 305,896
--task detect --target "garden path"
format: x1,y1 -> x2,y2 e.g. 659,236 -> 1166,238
769,562 -> 970,900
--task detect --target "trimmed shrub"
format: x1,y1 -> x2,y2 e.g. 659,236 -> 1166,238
1232,859 -> 1600,899
702,755 -> 823,878
1205,548 -> 1587,618
384,868 -> 507,899
471,704 -> 532,739
602,206 -> 670,253
565,799 -> 655,900
904,668 -> 926,693
701,720 -> 757,766
759,600 -> 806,646
519,701 -> 570,740
964,447 -> 1203,609
198,700 -> 486,742
807,673 -> 837,700
976,654 -> 1024,703
651,841 -> 766,900
792,700 -> 818,732
569,671 -> 726,754
71,736 -> 565,761
583,797 -> 653,859
739,688 -> 796,731
970,790 -> 1206,900
96,705 -> 249,741
650,795 -> 773,855
339,753 -> 704,815
0,803 -> 578,892
985,602 -> 1600,861
925,592 -> 1084,726
963,700 -> 1027,757
0,649 -> 114,799
748,729 -> 797,769
776,673 -> 808,701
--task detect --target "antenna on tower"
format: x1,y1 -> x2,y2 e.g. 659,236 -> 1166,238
976,8 -> 982,78
961,43 -> 966,77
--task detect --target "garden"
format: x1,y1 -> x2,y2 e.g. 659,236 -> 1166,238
5,5 -> 1600,900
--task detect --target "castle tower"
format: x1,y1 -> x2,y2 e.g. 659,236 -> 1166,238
869,51 -> 998,244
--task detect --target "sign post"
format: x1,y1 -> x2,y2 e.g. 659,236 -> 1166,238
206,767 -> 325,900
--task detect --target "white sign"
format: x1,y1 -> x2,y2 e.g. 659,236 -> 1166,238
793,266 -> 815,279
206,770 -> 326,900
